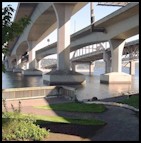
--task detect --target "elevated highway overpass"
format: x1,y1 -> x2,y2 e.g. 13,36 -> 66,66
36,2 -> 139,61
6,2 -> 139,85
8,2 -> 88,56
40,39 -> 139,75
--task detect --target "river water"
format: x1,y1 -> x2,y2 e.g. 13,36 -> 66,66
2,62 -> 139,100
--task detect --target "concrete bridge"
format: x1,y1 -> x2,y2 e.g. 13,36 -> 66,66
37,39 -> 138,76
36,2 -> 139,84
5,2 -> 139,85
71,39 -> 139,73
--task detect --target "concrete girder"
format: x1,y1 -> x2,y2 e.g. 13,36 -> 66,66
10,2 -> 88,57
35,3 -> 138,60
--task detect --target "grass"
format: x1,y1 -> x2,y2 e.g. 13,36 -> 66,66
118,95 -> 139,109
34,102 -> 106,113
2,100 -> 107,141
2,112 -> 106,126
34,114 -> 106,126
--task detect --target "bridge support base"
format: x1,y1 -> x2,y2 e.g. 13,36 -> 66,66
100,72 -> 131,84
43,70 -> 85,85
22,69 -> 42,76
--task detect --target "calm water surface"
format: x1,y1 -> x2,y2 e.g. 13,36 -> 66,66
2,64 -> 139,100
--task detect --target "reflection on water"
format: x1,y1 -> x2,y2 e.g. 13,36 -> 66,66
2,72 -> 45,89
76,65 -> 139,100
76,75 -> 138,100
2,65 -> 139,100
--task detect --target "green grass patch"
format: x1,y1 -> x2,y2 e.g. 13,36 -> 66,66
3,113 -> 106,126
34,102 -> 106,113
34,114 -> 106,126
118,95 -> 139,109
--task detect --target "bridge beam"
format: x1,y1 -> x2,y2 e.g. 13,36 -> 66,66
100,39 -> 131,83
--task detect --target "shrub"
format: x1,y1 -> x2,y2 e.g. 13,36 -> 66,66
2,99 -> 50,141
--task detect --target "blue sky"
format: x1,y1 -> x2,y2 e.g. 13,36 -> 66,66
2,2 -> 139,59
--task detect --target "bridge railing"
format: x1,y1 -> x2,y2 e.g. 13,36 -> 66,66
122,43 -> 139,62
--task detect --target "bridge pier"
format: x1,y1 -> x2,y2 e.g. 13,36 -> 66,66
13,55 -> 22,73
71,63 -> 78,71
100,39 -> 131,83
22,41 -> 42,75
7,57 -> 17,71
89,62 -> 95,76
4,57 -> 12,71
129,60 -> 135,75
43,3 -> 85,85
37,60 -> 42,70
103,50 -> 111,73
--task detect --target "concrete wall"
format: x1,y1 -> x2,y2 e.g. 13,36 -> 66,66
2,86 -> 58,100
2,86 -> 76,101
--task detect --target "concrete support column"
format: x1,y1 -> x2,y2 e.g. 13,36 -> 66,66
110,39 -> 125,72
7,58 -> 12,69
27,41 -> 37,69
37,60 -> 42,70
13,55 -> 22,72
16,55 -> 21,68
11,58 -> 16,69
103,50 -> 111,73
100,39 -> 131,83
43,4 -> 85,85
3,59 -> 9,71
22,41 -> 42,75
5,57 -> 10,70
129,60 -> 135,75
72,62 -> 79,71
89,62 -> 95,75
72,63 -> 76,71
53,4 -> 74,71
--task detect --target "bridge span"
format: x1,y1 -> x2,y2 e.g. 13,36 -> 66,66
5,2 -> 139,85
39,39 -> 138,76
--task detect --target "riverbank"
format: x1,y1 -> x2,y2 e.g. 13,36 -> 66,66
2,93 -> 139,141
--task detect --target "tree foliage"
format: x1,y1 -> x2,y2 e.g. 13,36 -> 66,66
2,4 -> 30,72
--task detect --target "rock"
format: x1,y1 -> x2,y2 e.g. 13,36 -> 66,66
91,96 -> 98,101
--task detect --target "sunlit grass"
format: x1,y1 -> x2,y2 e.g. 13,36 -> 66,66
3,113 -> 106,126
118,95 -> 139,109
34,102 -> 106,113
34,114 -> 106,126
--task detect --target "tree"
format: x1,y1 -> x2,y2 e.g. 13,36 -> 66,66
2,4 -> 30,72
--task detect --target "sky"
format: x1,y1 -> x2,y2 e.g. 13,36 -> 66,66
2,2 -> 139,59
